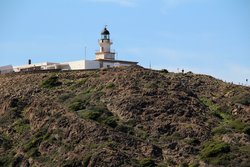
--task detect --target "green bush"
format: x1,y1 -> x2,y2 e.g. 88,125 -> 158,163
14,119 -> 30,133
0,135 -> 12,150
144,82 -> 158,89
41,76 -> 62,88
116,124 -> 134,134
27,147 -> 41,157
227,120 -> 247,131
139,158 -> 156,167
212,126 -> 232,135
83,154 -> 92,167
106,82 -> 115,89
233,93 -> 250,106
78,110 -> 103,121
0,155 -> 14,167
58,93 -> 74,102
69,101 -> 86,111
243,126 -> 250,135
185,137 -> 200,146
212,111 -> 224,119
200,140 -> 230,159
23,128 -> 50,157
103,116 -> 118,128
179,162 -> 188,167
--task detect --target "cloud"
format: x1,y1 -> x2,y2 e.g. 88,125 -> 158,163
87,0 -> 137,7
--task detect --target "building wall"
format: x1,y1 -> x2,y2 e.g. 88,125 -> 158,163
63,60 -> 100,70
84,60 -> 100,69
96,53 -> 115,60
102,62 -> 115,68
13,62 -> 58,72
114,63 -> 133,67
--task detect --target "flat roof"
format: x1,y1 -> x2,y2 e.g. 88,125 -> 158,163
96,59 -> 138,64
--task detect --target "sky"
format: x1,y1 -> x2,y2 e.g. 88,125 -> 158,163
0,0 -> 250,84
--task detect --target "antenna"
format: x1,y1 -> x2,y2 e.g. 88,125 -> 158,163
149,61 -> 151,69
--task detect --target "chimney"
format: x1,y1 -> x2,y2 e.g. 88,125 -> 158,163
28,59 -> 31,65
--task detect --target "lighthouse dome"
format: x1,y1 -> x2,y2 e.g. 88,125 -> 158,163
101,27 -> 110,35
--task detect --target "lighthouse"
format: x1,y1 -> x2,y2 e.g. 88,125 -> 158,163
95,26 -> 115,60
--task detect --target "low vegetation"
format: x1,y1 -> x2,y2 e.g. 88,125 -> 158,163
41,75 -> 62,88
200,140 -> 231,165
0,66 -> 249,166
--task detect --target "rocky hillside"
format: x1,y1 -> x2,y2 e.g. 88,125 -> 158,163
0,66 -> 249,167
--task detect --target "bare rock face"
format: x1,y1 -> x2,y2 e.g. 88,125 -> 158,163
0,66 -> 249,166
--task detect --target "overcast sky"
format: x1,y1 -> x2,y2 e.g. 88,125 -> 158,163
0,0 -> 249,84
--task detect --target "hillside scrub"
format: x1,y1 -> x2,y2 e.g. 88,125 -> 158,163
0,66 -> 249,166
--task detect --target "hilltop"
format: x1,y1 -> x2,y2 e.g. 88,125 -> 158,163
0,66 -> 250,167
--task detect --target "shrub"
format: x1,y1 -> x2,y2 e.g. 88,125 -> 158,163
41,76 -> 62,88
212,111 -> 224,119
116,124 -> 134,134
139,158 -> 156,167
83,154 -> 92,167
136,129 -> 149,140
185,137 -> 200,146
200,140 -> 230,159
166,158 -> 176,166
14,119 -> 30,133
0,155 -> 13,167
227,120 -> 247,132
103,116 -> 118,128
0,135 -> 12,150
9,98 -> 27,111
200,97 -> 219,113
212,126 -> 231,135
233,93 -> 250,106
23,128 -> 49,157
144,82 -> 158,89
69,101 -> 86,111
189,163 -> 199,167
243,126 -> 250,135
106,82 -> 115,89
58,93 -> 74,102
78,110 -> 102,121
179,163 -> 188,167
27,147 -> 41,157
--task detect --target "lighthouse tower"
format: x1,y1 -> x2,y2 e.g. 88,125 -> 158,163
95,26 -> 115,60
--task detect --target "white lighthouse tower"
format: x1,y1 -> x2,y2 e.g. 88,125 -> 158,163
95,26 -> 115,60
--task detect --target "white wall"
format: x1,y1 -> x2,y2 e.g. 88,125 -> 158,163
96,53 -> 115,60
63,60 -> 100,70
13,62 -> 58,72
84,60 -> 100,69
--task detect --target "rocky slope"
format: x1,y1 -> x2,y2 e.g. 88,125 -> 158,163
0,66 -> 249,167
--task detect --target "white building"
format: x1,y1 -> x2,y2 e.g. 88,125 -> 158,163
0,65 -> 14,74
13,62 -> 59,72
1,26 -> 137,73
